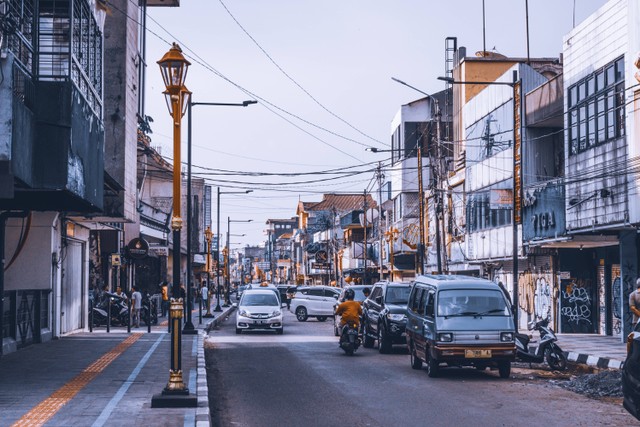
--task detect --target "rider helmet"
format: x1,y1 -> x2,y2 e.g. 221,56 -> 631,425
344,288 -> 355,300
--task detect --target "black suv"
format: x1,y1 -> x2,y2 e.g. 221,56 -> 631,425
362,281 -> 412,353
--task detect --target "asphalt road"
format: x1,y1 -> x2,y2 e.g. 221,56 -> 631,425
205,311 -> 635,427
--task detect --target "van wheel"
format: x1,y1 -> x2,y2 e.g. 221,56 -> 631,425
410,343 -> 423,370
498,361 -> 511,379
426,350 -> 440,378
317,316 -> 327,322
296,307 -> 308,321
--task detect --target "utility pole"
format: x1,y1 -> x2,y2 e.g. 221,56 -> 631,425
376,163 -> 384,281
363,191 -> 368,285
433,103 -> 443,274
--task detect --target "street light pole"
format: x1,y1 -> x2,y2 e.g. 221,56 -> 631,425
184,99 -> 256,327
152,43 -> 196,408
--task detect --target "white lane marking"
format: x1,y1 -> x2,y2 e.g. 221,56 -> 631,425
206,335 -> 337,344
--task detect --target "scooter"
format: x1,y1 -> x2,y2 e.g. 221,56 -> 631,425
339,321 -> 361,356
515,317 -> 567,370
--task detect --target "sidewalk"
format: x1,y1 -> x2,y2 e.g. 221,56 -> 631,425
556,333 -> 628,370
0,304 -> 234,427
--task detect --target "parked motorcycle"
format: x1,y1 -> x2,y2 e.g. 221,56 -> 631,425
92,293 -> 130,327
141,294 -> 159,326
339,322 -> 361,356
515,317 -> 567,370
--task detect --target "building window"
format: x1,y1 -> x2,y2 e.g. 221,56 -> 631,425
466,186 -> 512,233
6,0 -> 35,73
568,56 -> 625,155
38,0 -> 102,117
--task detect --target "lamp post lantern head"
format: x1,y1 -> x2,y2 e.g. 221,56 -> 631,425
158,43 -> 191,90
204,226 -> 213,243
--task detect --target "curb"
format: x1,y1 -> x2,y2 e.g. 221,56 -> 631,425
196,305 -> 235,426
565,351 -> 625,370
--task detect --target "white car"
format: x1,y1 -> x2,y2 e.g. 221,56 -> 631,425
289,286 -> 340,322
236,289 -> 284,334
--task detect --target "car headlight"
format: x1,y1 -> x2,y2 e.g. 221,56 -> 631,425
238,309 -> 249,317
438,332 -> 453,342
270,310 -> 282,318
387,313 -> 407,322
500,332 -> 514,342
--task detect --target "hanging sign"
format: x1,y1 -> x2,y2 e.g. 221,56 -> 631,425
127,237 -> 149,260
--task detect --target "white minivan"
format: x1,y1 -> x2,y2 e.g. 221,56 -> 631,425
289,286 -> 340,322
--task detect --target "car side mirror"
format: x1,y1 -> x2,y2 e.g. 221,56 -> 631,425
333,294 -> 339,299
375,296 -> 383,305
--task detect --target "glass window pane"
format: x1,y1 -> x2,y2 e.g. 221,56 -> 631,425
569,86 -> 577,108
596,71 -> 605,92
616,57 -> 625,82
587,77 -> 595,96
597,96 -> 606,143
570,109 -> 578,155
607,90 -> 616,140
579,105 -> 587,152
587,100 -> 596,148
616,83 -> 625,136
606,65 -> 615,86
578,82 -> 586,102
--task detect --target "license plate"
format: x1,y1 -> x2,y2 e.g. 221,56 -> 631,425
465,349 -> 491,358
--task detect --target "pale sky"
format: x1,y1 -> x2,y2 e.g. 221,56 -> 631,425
143,0 -> 608,248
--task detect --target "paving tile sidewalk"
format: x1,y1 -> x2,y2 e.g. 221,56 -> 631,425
556,333 -> 628,370
0,305 -> 234,427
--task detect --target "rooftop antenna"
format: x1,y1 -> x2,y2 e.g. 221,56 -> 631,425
482,0 -> 487,56
525,0 -> 530,64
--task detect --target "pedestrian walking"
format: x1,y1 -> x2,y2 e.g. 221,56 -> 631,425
161,282 -> 169,317
201,283 -> 209,312
131,286 -> 142,328
630,278 -> 640,327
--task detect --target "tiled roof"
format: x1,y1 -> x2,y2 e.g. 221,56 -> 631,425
305,194 -> 377,213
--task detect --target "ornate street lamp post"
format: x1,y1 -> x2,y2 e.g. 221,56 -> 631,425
152,43 -> 196,408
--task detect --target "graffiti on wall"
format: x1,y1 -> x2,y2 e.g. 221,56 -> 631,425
560,278 -> 594,333
612,276 -> 622,335
520,273 -> 555,324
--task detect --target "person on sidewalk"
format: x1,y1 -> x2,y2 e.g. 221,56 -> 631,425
201,283 -> 209,312
161,282 -> 169,317
131,286 -> 142,328
630,279 -> 640,327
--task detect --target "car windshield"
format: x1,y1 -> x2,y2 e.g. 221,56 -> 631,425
385,286 -> 411,304
437,289 -> 510,317
346,288 -> 367,301
241,293 -> 279,307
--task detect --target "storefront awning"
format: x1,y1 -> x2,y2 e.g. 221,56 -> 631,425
528,235 -> 618,249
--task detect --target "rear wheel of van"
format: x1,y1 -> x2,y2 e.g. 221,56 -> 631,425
317,316 -> 327,322
498,361 -> 511,378
426,351 -> 440,378
410,342 -> 423,370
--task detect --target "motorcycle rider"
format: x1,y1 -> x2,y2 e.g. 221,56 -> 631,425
335,288 -> 362,331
